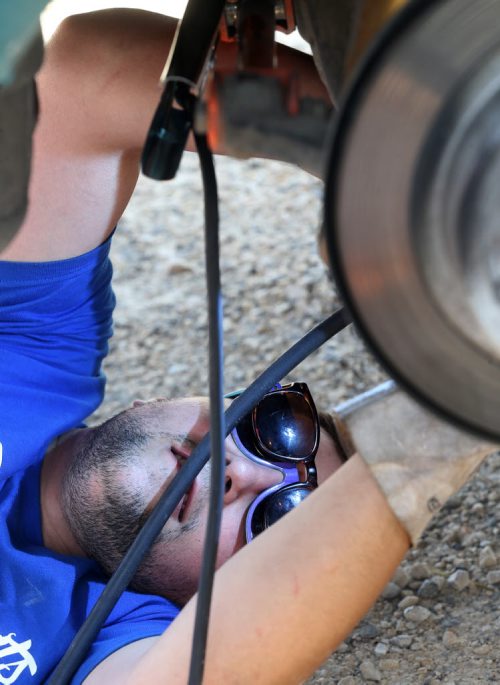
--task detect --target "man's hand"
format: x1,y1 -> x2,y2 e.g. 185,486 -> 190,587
330,382 -> 498,544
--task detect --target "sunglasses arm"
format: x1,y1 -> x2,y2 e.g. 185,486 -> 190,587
329,381 -> 498,546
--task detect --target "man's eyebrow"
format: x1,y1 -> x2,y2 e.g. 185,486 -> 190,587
179,436 -> 199,450
157,433 -> 200,451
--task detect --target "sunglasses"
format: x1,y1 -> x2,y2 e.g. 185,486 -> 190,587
230,382 -> 319,542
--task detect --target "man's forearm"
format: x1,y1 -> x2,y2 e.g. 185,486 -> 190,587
121,455 -> 409,685
2,8 -> 328,263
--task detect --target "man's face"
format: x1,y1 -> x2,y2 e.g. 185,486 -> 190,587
120,396 -> 345,603
63,396 -> 344,605
127,396 -> 283,602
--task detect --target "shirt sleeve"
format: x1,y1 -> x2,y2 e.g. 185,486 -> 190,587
70,595 -> 179,685
0,237 -> 115,479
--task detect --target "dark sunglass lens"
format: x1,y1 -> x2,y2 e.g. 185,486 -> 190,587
255,393 -> 316,457
251,486 -> 312,537
234,412 -> 256,453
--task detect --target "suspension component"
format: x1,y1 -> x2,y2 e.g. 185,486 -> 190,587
324,0 -> 500,440
198,0 -> 331,177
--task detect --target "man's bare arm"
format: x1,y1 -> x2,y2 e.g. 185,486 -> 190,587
0,10 -> 176,262
0,9 -> 329,263
84,455 -> 409,685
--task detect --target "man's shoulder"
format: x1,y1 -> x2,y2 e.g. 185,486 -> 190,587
0,239 -> 117,481
0,488 -> 178,685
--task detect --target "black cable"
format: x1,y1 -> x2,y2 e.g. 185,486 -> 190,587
188,132 -> 225,684
48,318 -> 350,685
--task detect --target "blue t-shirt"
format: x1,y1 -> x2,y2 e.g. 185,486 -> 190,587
0,461 -> 178,685
0,240 -> 114,482
0,240 -> 180,683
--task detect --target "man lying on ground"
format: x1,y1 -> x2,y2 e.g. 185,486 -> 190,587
0,9 -> 494,684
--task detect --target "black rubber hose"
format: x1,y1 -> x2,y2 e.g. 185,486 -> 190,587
188,132 -> 225,684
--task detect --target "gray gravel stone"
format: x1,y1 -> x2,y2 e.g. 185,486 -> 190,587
356,623 -> 379,640
392,567 -> 411,588
336,642 -> 349,653
398,595 -> 419,610
395,619 -> 407,633
486,569 -> 500,585
463,530 -> 486,546
379,658 -> 400,672
411,562 -> 432,580
359,660 -> 382,682
338,677 -> 360,685
471,502 -> 485,515
472,643 -> 492,655
381,581 -> 401,600
447,569 -> 470,591
390,634 -> 413,648
403,606 -> 432,623
444,494 -> 462,509
444,526 -> 463,544
417,577 -> 443,598
479,546 -> 497,570
373,642 -> 389,657
442,629 -> 460,648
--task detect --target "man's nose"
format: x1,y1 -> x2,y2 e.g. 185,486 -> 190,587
223,452 -> 283,505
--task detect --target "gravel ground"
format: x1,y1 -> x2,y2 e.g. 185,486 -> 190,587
92,153 -> 499,685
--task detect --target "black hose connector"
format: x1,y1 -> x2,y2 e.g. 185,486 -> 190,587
142,101 -> 192,181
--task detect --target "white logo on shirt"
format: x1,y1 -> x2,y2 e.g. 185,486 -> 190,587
0,634 -> 37,684
0,442 -> 2,467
